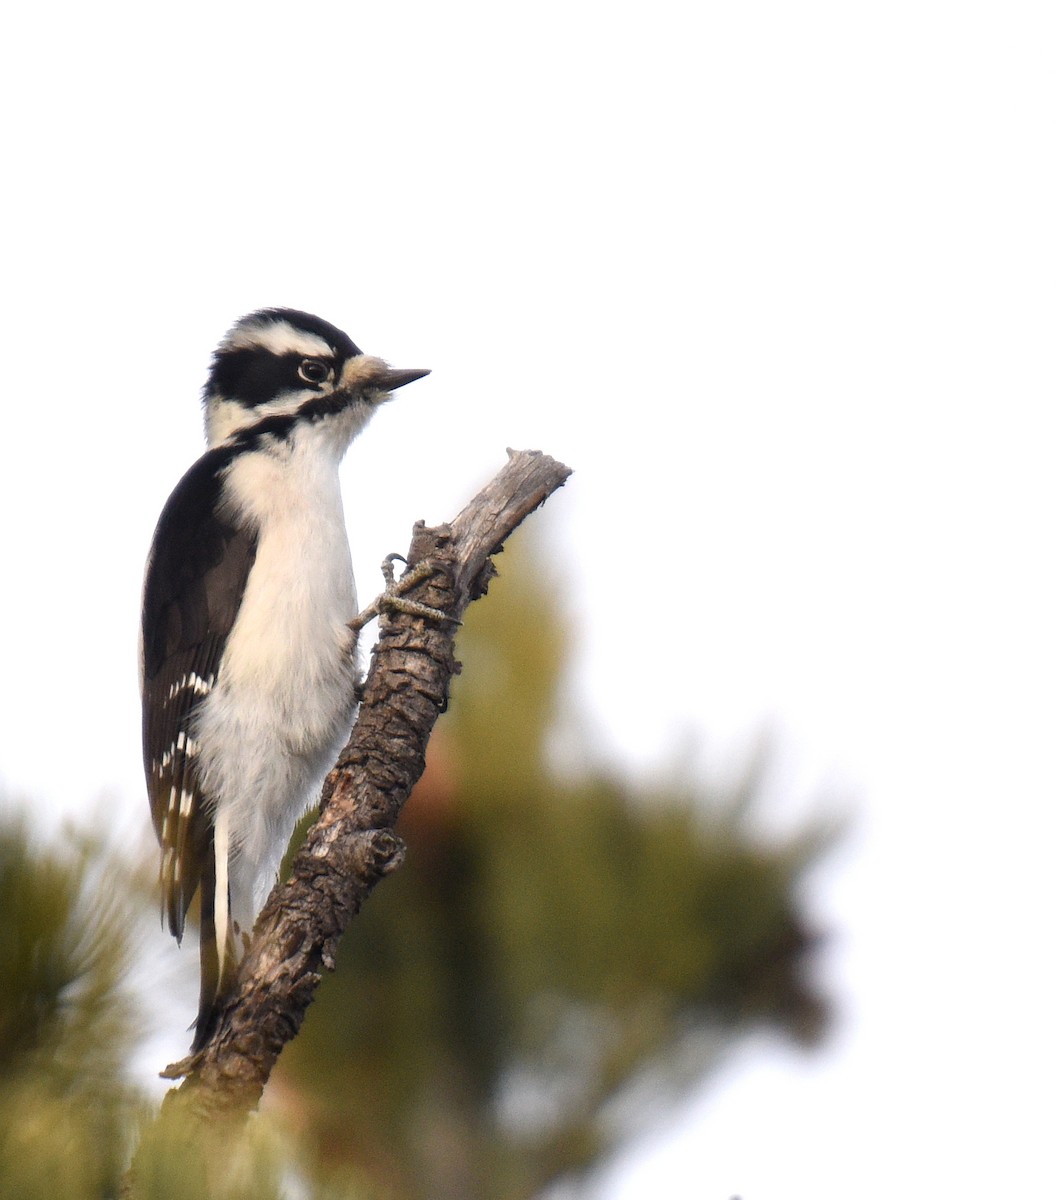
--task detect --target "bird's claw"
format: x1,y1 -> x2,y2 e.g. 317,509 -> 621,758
349,554 -> 456,633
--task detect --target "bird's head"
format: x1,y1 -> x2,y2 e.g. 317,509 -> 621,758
203,308 -> 429,446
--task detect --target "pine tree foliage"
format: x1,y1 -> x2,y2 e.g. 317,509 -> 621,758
0,816 -> 299,1199
277,534 -> 832,1199
0,817 -> 139,1199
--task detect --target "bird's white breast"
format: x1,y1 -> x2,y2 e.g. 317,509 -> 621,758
195,420 -> 362,914
219,429 -> 358,712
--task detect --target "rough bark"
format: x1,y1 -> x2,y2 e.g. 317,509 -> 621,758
158,448 -> 572,1120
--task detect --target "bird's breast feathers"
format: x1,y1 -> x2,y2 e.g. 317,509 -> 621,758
214,438 -> 359,719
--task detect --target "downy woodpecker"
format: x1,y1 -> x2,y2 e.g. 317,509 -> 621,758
141,308 -> 429,1049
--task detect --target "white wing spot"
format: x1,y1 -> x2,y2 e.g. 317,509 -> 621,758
159,732 -> 200,775
179,788 -> 195,817
167,672 -> 214,701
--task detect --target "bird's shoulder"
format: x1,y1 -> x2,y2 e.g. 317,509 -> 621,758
142,443 -> 259,682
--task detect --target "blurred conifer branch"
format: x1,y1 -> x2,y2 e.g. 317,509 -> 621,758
157,450 -> 573,1120
279,529 -> 834,1198
0,816 -> 143,1198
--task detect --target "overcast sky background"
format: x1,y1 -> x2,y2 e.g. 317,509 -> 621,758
1,2 -> 1052,1196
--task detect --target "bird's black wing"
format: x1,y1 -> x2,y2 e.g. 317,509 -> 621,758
141,445 -> 257,942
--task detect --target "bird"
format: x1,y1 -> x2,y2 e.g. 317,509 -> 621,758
140,307 -> 429,1049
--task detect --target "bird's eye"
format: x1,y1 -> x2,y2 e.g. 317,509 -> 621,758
298,358 -> 330,384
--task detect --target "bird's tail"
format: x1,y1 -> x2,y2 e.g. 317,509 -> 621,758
192,819 -> 244,1052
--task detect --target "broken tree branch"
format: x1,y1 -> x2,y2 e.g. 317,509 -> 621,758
160,448 -> 572,1119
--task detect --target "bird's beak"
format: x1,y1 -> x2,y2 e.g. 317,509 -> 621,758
372,367 -> 431,392
338,357 -> 429,405
339,357 -> 430,402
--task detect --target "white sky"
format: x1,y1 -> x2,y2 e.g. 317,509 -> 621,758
2,2 -> 1053,1196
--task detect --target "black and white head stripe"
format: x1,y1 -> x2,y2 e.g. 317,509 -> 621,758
201,309 -> 429,449
205,308 -> 362,410
218,308 -> 361,359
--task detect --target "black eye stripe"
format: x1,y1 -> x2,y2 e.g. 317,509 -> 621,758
208,349 -> 335,406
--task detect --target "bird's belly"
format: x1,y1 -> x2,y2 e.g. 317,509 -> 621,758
194,521 -> 359,894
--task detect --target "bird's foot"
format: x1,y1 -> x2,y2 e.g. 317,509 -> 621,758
350,554 -> 456,633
